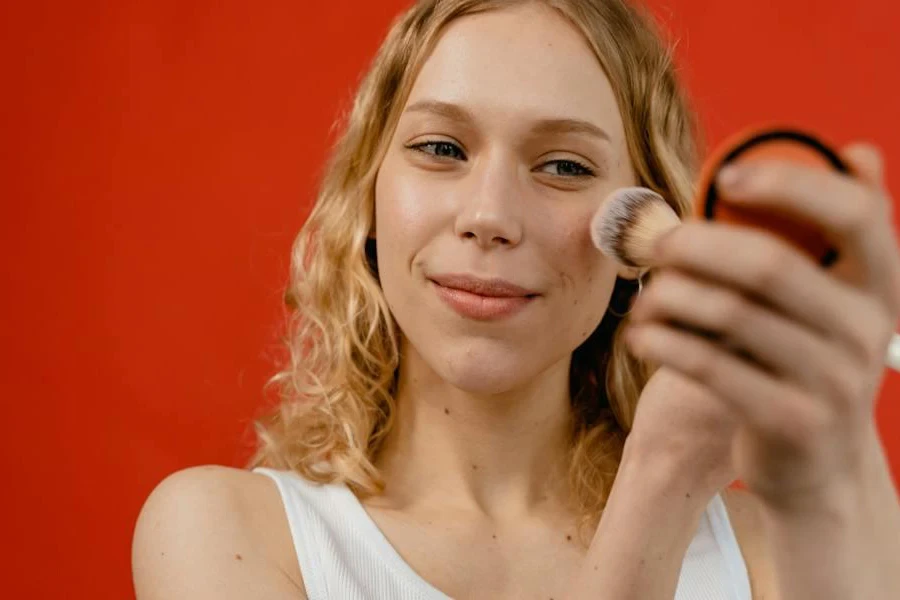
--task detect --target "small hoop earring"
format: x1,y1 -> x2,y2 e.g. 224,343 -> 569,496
608,275 -> 643,318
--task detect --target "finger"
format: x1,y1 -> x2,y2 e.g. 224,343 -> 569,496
715,160 -> 899,304
625,322 -> 831,447
841,143 -> 885,190
654,221 -> 883,360
631,269 -> 846,394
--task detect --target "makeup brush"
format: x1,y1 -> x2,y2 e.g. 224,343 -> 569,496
589,184 -> 900,372
590,186 -> 681,268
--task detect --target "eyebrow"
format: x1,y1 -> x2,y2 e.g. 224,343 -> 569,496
403,100 -> 611,143
405,100 -> 473,124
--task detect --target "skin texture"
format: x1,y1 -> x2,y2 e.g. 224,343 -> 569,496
132,4 -> 900,600
374,6 -> 632,400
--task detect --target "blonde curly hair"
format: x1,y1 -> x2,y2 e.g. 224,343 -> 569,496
251,0 -> 700,537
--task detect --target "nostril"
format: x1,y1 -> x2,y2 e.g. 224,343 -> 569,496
459,231 -> 515,246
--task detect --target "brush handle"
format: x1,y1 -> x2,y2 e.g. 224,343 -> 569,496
887,333 -> 900,372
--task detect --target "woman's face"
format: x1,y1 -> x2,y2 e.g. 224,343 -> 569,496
374,3 -> 635,394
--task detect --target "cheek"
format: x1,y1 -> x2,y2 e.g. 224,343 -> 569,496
536,210 -> 618,331
538,209 -> 605,281
374,157 -> 451,257
373,154 -> 455,319
374,170 -> 422,281
375,164 -> 418,241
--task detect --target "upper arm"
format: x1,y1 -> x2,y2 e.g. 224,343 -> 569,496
722,487 -> 779,600
132,466 -> 306,600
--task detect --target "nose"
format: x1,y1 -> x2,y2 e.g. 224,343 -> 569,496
454,158 -> 523,249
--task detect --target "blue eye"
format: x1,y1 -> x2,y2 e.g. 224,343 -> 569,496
409,141 -> 467,160
539,159 -> 595,177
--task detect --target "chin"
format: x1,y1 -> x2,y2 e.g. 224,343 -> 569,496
426,339 -> 558,396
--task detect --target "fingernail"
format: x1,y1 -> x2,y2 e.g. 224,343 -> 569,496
716,164 -> 744,189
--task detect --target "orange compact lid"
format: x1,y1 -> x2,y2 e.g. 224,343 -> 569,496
694,126 -> 850,267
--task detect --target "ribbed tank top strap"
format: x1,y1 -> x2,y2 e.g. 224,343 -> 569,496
707,494 -> 753,600
253,467 -> 331,600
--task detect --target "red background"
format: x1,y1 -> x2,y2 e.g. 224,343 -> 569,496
2,1 -> 898,598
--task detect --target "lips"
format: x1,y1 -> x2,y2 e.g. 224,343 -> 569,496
428,274 -> 539,298
428,273 -> 538,320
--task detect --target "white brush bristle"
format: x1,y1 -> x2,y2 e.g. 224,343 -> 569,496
590,186 -> 678,267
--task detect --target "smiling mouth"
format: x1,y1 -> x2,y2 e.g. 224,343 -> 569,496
427,273 -> 539,298
427,274 -> 539,320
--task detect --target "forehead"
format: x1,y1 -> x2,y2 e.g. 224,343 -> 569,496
404,3 -> 625,142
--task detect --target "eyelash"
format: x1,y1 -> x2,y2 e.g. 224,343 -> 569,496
406,140 -> 596,178
408,141 -> 467,161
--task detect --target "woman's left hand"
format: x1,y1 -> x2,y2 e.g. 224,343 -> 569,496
625,143 -> 900,510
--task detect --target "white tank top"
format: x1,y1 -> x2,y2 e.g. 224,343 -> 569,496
254,467 -> 751,600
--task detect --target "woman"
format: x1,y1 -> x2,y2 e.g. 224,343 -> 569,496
132,0 -> 900,598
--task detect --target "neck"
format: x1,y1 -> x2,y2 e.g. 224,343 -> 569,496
373,339 -> 575,520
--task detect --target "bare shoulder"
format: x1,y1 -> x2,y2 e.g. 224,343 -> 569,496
132,465 -> 306,600
721,487 -> 778,600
